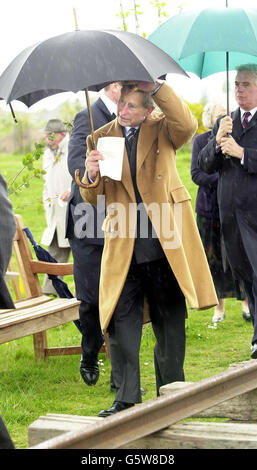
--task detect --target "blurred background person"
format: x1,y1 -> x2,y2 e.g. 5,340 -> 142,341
41,119 -> 71,295
191,101 -> 250,324
0,172 -> 16,448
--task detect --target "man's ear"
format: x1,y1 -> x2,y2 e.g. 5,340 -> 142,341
145,105 -> 155,118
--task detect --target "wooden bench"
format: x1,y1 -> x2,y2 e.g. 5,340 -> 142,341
0,214 -> 82,361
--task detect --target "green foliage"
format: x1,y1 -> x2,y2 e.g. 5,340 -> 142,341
8,142 -> 46,195
186,101 -> 208,135
0,109 -> 13,135
150,0 -> 168,24
57,98 -> 83,130
116,0 -> 131,30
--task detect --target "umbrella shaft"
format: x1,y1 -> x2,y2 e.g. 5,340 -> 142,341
85,89 -> 96,149
226,52 -> 229,115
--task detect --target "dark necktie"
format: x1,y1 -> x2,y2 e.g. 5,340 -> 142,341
127,127 -> 137,142
242,111 -> 251,128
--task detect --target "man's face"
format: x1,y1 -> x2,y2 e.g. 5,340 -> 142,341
235,71 -> 257,111
117,89 -> 153,127
45,132 -> 65,150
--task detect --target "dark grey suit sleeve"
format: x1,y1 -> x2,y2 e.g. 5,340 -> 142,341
0,174 -> 16,275
198,121 -> 223,174
68,110 -> 91,180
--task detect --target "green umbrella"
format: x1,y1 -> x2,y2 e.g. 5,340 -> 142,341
149,7 -> 257,113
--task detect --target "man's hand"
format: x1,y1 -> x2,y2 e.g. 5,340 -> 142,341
220,136 -> 244,159
87,150 -> 104,181
126,80 -> 160,94
216,115 -> 233,145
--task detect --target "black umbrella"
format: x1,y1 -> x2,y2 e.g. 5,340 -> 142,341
23,227 -> 82,333
0,29 -> 187,145
0,29 -> 187,106
0,29 -> 188,187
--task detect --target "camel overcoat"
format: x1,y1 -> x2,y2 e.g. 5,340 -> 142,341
80,84 -> 218,332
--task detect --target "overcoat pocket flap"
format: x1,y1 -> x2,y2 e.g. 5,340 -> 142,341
170,186 -> 191,203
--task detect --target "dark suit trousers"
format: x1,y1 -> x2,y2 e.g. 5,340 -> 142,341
108,257 -> 186,404
68,238 -> 104,363
234,211 -> 257,345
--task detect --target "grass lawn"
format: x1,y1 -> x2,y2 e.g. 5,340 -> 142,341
0,150 -> 254,449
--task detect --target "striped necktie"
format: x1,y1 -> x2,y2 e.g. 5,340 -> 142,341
127,127 -> 137,142
242,111 -> 251,128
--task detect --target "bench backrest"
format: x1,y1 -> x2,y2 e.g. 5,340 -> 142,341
7,215 -> 73,301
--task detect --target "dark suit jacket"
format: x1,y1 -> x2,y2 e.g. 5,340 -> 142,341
66,97 -> 115,245
198,108 -> 257,281
191,131 -> 219,219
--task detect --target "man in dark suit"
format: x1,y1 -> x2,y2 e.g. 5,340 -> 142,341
198,64 -> 257,359
66,83 -> 121,386
0,172 -> 16,448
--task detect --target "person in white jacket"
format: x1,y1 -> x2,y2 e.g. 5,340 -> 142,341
41,119 -> 71,295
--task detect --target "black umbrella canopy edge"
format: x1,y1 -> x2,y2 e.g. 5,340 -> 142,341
0,29 -> 188,107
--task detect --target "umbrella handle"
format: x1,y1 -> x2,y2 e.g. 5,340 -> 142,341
75,169 -> 100,188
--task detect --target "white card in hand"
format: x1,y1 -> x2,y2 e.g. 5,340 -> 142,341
97,137 -> 125,181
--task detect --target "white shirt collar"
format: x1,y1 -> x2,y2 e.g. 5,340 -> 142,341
240,107 -> 257,120
100,93 -> 117,117
124,126 -> 139,136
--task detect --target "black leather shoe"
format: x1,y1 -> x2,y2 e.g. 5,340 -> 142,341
251,343 -> 257,359
98,401 -> 134,417
80,361 -> 99,386
242,311 -> 251,322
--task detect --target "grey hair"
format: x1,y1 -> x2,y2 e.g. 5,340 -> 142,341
121,84 -> 154,109
235,64 -> 257,85
202,101 -> 226,129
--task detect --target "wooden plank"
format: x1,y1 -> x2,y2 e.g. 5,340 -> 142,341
30,360 -> 257,449
125,422 -> 257,450
4,271 -> 19,281
30,260 -> 73,275
0,303 -> 79,343
28,413 -> 257,449
160,378 -> 257,421
7,259 -> 23,300
0,298 -> 80,327
0,295 -> 52,314
14,296 -> 52,310
28,415 -> 102,446
45,346 -> 82,357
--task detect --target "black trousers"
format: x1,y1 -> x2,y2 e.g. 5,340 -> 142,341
243,275 -> 257,345
108,257 -> 186,404
68,239 -> 104,363
0,415 -> 15,449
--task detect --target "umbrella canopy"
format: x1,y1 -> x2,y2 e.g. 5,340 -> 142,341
0,29 -> 187,107
149,7 -> 257,112
0,28 -> 188,187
